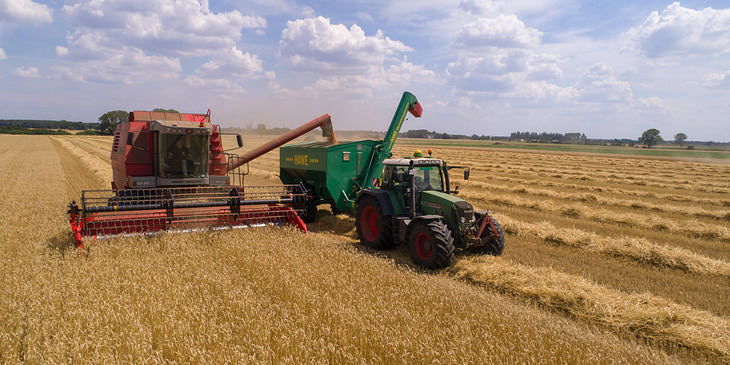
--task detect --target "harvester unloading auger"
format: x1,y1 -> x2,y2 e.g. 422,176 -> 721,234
67,110 -> 336,249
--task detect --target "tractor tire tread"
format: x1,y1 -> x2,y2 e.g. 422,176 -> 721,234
356,196 -> 395,250
409,220 -> 455,269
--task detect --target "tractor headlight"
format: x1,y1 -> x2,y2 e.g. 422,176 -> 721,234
454,201 -> 474,222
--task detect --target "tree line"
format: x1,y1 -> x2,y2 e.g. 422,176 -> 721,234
509,131 -> 587,143
0,126 -> 72,135
0,119 -> 97,130
402,129 -> 507,140
401,128 -> 701,148
0,108 -> 179,136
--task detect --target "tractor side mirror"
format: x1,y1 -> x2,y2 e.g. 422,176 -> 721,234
464,169 -> 470,180
236,134 -> 243,148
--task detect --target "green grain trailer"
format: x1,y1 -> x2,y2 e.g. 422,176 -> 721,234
279,91 -> 422,222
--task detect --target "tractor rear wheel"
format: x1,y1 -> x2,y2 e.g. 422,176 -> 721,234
477,215 -> 505,256
408,220 -> 455,269
356,196 -> 395,250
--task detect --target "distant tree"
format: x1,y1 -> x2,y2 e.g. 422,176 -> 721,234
152,108 -> 180,113
674,132 -> 687,146
98,110 -> 129,135
256,123 -> 267,137
403,129 -> 432,138
638,128 -> 663,148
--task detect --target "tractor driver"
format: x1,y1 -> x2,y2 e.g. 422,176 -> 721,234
167,136 -> 192,176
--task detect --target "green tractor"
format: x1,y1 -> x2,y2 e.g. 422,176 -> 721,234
355,153 -> 505,269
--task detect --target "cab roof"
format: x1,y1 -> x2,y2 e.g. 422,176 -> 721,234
383,158 -> 443,166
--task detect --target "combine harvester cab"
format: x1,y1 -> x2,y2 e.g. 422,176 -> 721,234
68,110 -> 337,249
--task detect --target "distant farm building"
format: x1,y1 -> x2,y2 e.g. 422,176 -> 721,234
565,133 -> 587,143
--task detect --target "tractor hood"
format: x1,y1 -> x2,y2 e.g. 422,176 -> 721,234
420,190 -> 473,219
420,190 -> 475,225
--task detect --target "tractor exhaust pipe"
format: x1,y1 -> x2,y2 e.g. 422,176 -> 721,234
408,160 -> 416,219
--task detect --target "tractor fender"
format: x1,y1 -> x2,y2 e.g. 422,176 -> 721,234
356,189 -> 395,216
403,215 -> 444,243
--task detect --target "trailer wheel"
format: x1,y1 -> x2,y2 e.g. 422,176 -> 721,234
329,200 -> 342,215
477,214 -> 505,256
355,196 -> 394,250
408,220 -> 454,269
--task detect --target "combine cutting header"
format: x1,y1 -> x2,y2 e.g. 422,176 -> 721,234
68,110 -> 336,249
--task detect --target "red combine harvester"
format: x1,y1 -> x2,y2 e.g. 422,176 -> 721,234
67,110 -> 336,249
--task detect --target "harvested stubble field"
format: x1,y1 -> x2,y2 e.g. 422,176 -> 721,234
1,134 -> 728,363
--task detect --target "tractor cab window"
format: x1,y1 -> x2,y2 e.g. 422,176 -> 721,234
159,134 -> 209,178
414,165 -> 443,192
389,166 -> 409,189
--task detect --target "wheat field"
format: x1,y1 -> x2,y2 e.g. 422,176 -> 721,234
1,134 -> 728,363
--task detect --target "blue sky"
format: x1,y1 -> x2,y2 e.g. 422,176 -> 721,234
0,0 -> 728,141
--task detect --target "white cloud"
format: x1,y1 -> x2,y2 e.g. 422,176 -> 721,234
637,96 -> 669,111
700,70 -> 730,88
355,11 -> 373,22
55,46 -> 68,57
0,48 -> 6,60
627,2 -> 730,58
184,76 -> 246,96
13,66 -> 41,78
579,76 -> 633,103
184,47 -> 265,93
506,80 -> 578,103
447,5 -> 563,101
241,15 -> 267,29
301,6 -> 315,18
54,0 -> 267,86
54,44 -> 181,84
61,0 -> 260,57
279,16 -> 411,74
195,47 -> 264,78
454,14 -> 541,49
459,0 -> 499,16
0,0 -> 52,24
280,58 -> 440,98
584,62 -> 613,79
446,50 -> 563,95
274,16 -> 436,97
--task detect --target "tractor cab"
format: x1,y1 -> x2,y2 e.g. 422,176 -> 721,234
381,150 -> 470,203
382,159 -> 444,193
381,157 -> 447,214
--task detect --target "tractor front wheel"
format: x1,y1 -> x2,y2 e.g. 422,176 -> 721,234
355,196 -> 394,250
408,220 -> 455,269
